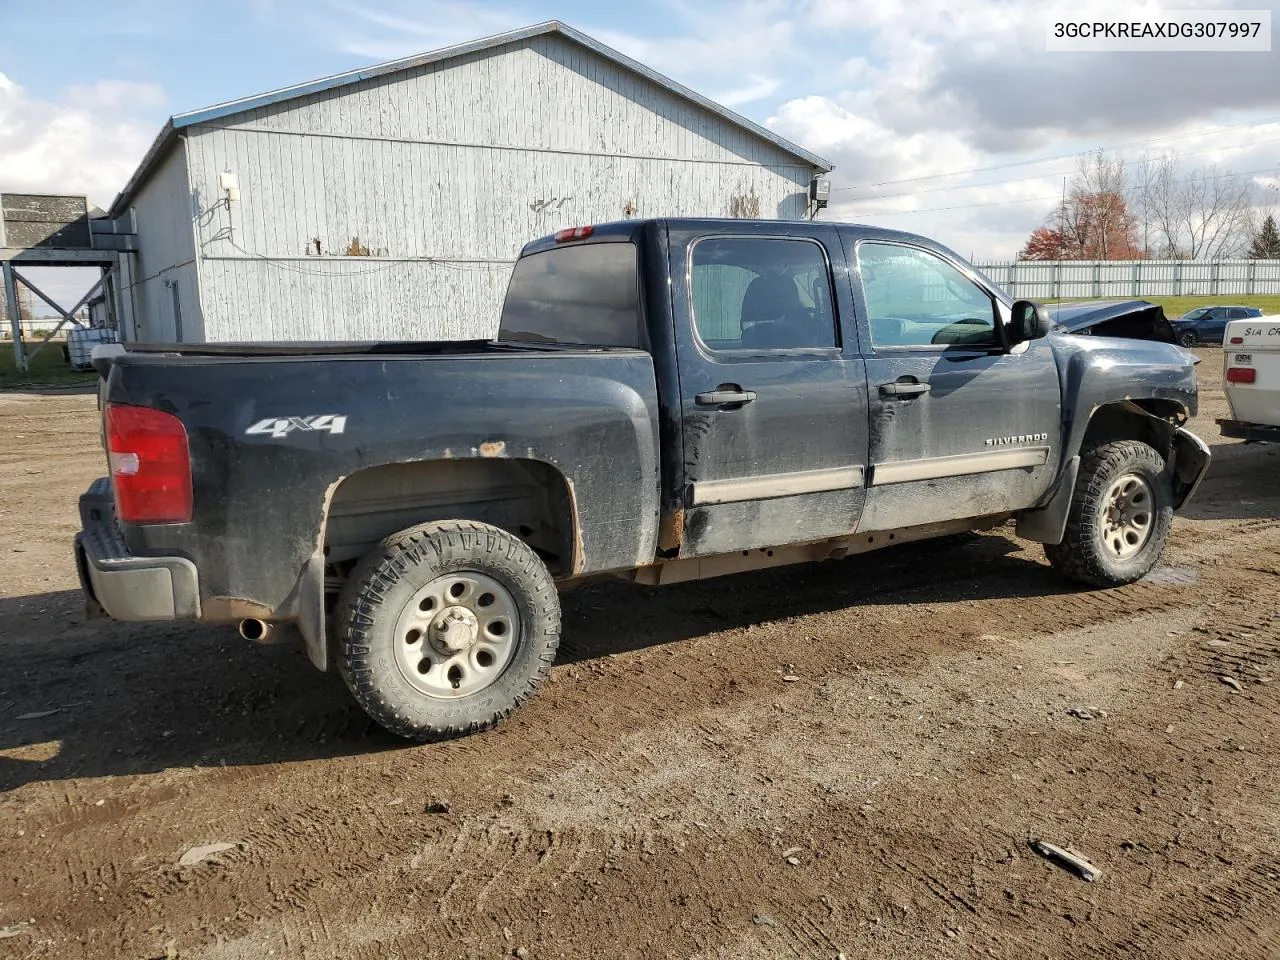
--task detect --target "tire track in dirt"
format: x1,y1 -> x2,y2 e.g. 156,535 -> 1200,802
5,391 -> 1280,959
7,555 -> 1238,958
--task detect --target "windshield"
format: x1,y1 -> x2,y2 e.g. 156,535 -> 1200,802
1180,308 -> 1211,321
498,243 -> 643,348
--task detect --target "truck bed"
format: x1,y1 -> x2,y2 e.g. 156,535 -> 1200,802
92,338 -> 629,372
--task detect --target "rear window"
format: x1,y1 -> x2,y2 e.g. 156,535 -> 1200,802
498,242 -> 643,348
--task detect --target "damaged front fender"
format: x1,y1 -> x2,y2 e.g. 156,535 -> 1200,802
1169,427 -> 1211,509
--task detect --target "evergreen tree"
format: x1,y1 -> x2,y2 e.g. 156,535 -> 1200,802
1247,214 -> 1280,259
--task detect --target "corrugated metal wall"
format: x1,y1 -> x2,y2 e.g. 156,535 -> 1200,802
125,141 -> 202,342
976,259 -> 1280,300
180,34 -> 815,342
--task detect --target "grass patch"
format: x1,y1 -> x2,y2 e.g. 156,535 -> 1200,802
1046,295 -> 1280,318
0,340 -> 97,390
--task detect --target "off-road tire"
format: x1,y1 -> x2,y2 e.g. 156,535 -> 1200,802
335,520 -> 560,741
1045,440 -> 1174,587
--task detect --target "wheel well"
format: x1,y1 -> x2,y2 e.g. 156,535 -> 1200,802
322,458 -> 578,581
1081,400 -> 1184,456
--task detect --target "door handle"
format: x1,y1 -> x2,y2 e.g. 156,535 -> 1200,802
879,380 -> 931,398
696,387 -> 757,407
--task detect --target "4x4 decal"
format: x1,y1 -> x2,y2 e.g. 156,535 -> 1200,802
246,415 -> 348,439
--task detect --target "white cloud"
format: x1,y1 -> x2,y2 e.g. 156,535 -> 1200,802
754,0 -> 1280,258
0,72 -> 163,210
714,76 -> 783,108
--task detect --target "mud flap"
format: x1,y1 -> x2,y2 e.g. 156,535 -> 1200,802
1015,456 -> 1080,545
1170,427 -> 1211,509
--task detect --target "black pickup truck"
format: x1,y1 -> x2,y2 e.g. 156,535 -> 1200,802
77,218 -> 1211,740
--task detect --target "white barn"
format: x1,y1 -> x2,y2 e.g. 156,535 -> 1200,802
109,21 -> 832,344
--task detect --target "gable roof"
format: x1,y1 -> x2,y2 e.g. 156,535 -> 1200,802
109,21 -> 832,218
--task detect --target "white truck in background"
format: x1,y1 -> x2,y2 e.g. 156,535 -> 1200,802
1219,316 -> 1280,443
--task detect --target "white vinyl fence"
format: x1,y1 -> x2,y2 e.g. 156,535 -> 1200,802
973,259 -> 1280,301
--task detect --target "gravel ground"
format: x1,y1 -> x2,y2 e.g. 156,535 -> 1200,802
1,350 -> 1278,960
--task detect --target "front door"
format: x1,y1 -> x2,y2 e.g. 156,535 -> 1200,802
845,235 -> 1063,532
668,224 -> 868,557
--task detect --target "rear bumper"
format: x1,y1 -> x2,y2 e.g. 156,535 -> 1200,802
1217,418 -> 1280,443
75,477 -> 201,621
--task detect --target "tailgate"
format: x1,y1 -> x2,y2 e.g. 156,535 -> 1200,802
1223,316 -> 1280,426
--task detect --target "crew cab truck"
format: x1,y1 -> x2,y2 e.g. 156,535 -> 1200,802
1218,315 -> 1280,443
76,219 -> 1211,741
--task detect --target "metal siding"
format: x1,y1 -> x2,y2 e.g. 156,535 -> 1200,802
181,35 -> 812,341
127,140 -> 202,342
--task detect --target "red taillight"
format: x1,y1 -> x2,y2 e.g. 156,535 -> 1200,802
105,403 -> 192,523
1226,367 -> 1257,384
1230,336 -> 1244,345
554,225 -> 594,242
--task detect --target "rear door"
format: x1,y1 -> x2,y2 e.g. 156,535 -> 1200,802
1205,308 -> 1231,342
667,222 -> 868,557
842,231 -> 1063,531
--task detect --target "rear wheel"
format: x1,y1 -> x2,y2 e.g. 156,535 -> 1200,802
335,520 -> 560,741
1045,440 -> 1173,587
1178,330 -> 1198,348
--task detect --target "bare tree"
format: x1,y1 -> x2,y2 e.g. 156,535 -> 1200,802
1132,153 -> 1257,259
1036,151 -> 1142,260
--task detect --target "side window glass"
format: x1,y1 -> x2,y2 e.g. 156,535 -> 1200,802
690,238 -> 838,351
857,242 -> 998,348
1228,308 -> 1247,320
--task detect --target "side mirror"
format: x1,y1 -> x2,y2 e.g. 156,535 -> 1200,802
1010,299 -> 1052,346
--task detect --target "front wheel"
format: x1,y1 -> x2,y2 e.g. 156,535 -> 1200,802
1045,440 -> 1174,587
1178,330 -> 1198,348
335,520 -> 561,741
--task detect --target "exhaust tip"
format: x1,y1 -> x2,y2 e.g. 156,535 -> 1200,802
238,618 -> 270,642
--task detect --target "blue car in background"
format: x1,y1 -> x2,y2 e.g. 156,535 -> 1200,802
1170,305 -> 1264,347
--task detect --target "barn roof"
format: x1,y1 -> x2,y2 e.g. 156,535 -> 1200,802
109,21 -> 832,218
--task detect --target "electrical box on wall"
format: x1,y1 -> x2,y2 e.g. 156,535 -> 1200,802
809,176 -> 830,210
219,171 -> 240,203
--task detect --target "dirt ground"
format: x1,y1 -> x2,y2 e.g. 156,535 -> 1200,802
1,349 -> 1278,960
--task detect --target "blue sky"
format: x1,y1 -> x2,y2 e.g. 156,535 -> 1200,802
2,0 -> 1279,310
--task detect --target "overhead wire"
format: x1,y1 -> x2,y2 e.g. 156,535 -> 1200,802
832,114 -> 1280,195
854,162 -> 1280,216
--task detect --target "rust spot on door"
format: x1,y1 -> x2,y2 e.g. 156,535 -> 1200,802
657,508 -> 685,554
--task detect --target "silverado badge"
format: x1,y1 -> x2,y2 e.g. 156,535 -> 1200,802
984,432 -> 1048,447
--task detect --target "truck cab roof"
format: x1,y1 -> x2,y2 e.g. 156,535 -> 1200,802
517,218 -> 960,258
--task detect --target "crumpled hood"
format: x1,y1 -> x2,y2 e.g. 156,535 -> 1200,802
1048,299 -> 1178,345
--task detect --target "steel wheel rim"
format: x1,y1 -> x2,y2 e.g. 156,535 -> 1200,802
393,571 -> 520,699
1099,472 -> 1154,561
